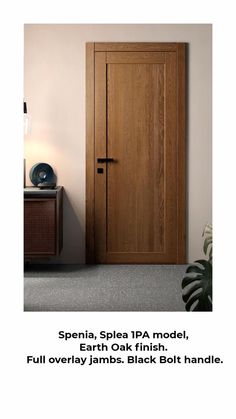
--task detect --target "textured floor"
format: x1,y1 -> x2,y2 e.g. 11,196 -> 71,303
24,264 -> 187,312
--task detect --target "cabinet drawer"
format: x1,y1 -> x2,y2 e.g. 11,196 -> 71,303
24,199 -> 56,255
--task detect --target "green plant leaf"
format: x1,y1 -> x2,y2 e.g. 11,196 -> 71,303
202,223 -> 212,237
203,236 -> 212,256
182,260 -> 212,311
186,264 -> 205,274
209,247 -> 212,263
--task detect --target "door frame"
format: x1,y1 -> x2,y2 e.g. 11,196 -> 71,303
86,42 -> 186,264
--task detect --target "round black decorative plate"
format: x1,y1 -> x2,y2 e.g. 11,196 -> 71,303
29,163 -> 55,186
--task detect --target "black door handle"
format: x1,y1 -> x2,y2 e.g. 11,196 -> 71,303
97,157 -> 114,163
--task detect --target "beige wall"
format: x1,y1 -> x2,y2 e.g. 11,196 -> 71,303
24,24 -> 212,263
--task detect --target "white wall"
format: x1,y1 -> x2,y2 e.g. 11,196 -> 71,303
24,24 -> 212,263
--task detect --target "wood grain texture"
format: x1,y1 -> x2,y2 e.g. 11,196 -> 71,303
177,43 -> 186,263
86,43 -> 186,264
165,51 -> 178,261
86,43 -> 95,263
107,52 -> 165,63
95,43 -> 178,52
107,62 -> 165,254
94,52 -> 107,262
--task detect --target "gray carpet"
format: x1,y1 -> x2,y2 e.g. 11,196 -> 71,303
24,264 -> 187,312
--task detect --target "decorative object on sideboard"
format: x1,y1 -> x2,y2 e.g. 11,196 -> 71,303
29,162 -> 57,187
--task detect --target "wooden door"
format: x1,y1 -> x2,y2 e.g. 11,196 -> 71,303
86,43 -> 186,264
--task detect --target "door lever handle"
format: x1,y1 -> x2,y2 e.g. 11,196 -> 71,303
97,157 -> 114,163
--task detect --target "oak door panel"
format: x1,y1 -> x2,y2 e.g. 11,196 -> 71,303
107,63 -> 165,254
106,52 -> 165,63
94,52 -> 107,262
87,43 -> 186,264
94,43 -> 178,52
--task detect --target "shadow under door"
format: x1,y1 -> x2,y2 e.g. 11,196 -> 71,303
86,43 -> 186,264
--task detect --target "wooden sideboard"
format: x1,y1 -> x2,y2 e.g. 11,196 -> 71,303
24,186 -> 63,258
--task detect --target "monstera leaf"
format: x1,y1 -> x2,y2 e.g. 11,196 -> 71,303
182,260 -> 212,311
202,223 -> 212,262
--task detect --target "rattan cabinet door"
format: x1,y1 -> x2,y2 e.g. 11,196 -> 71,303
24,199 -> 56,255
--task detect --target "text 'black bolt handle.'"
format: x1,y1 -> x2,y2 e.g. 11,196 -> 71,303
97,157 -> 114,163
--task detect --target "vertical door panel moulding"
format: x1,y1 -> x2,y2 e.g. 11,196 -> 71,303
176,44 -> 186,263
94,52 -> 107,262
